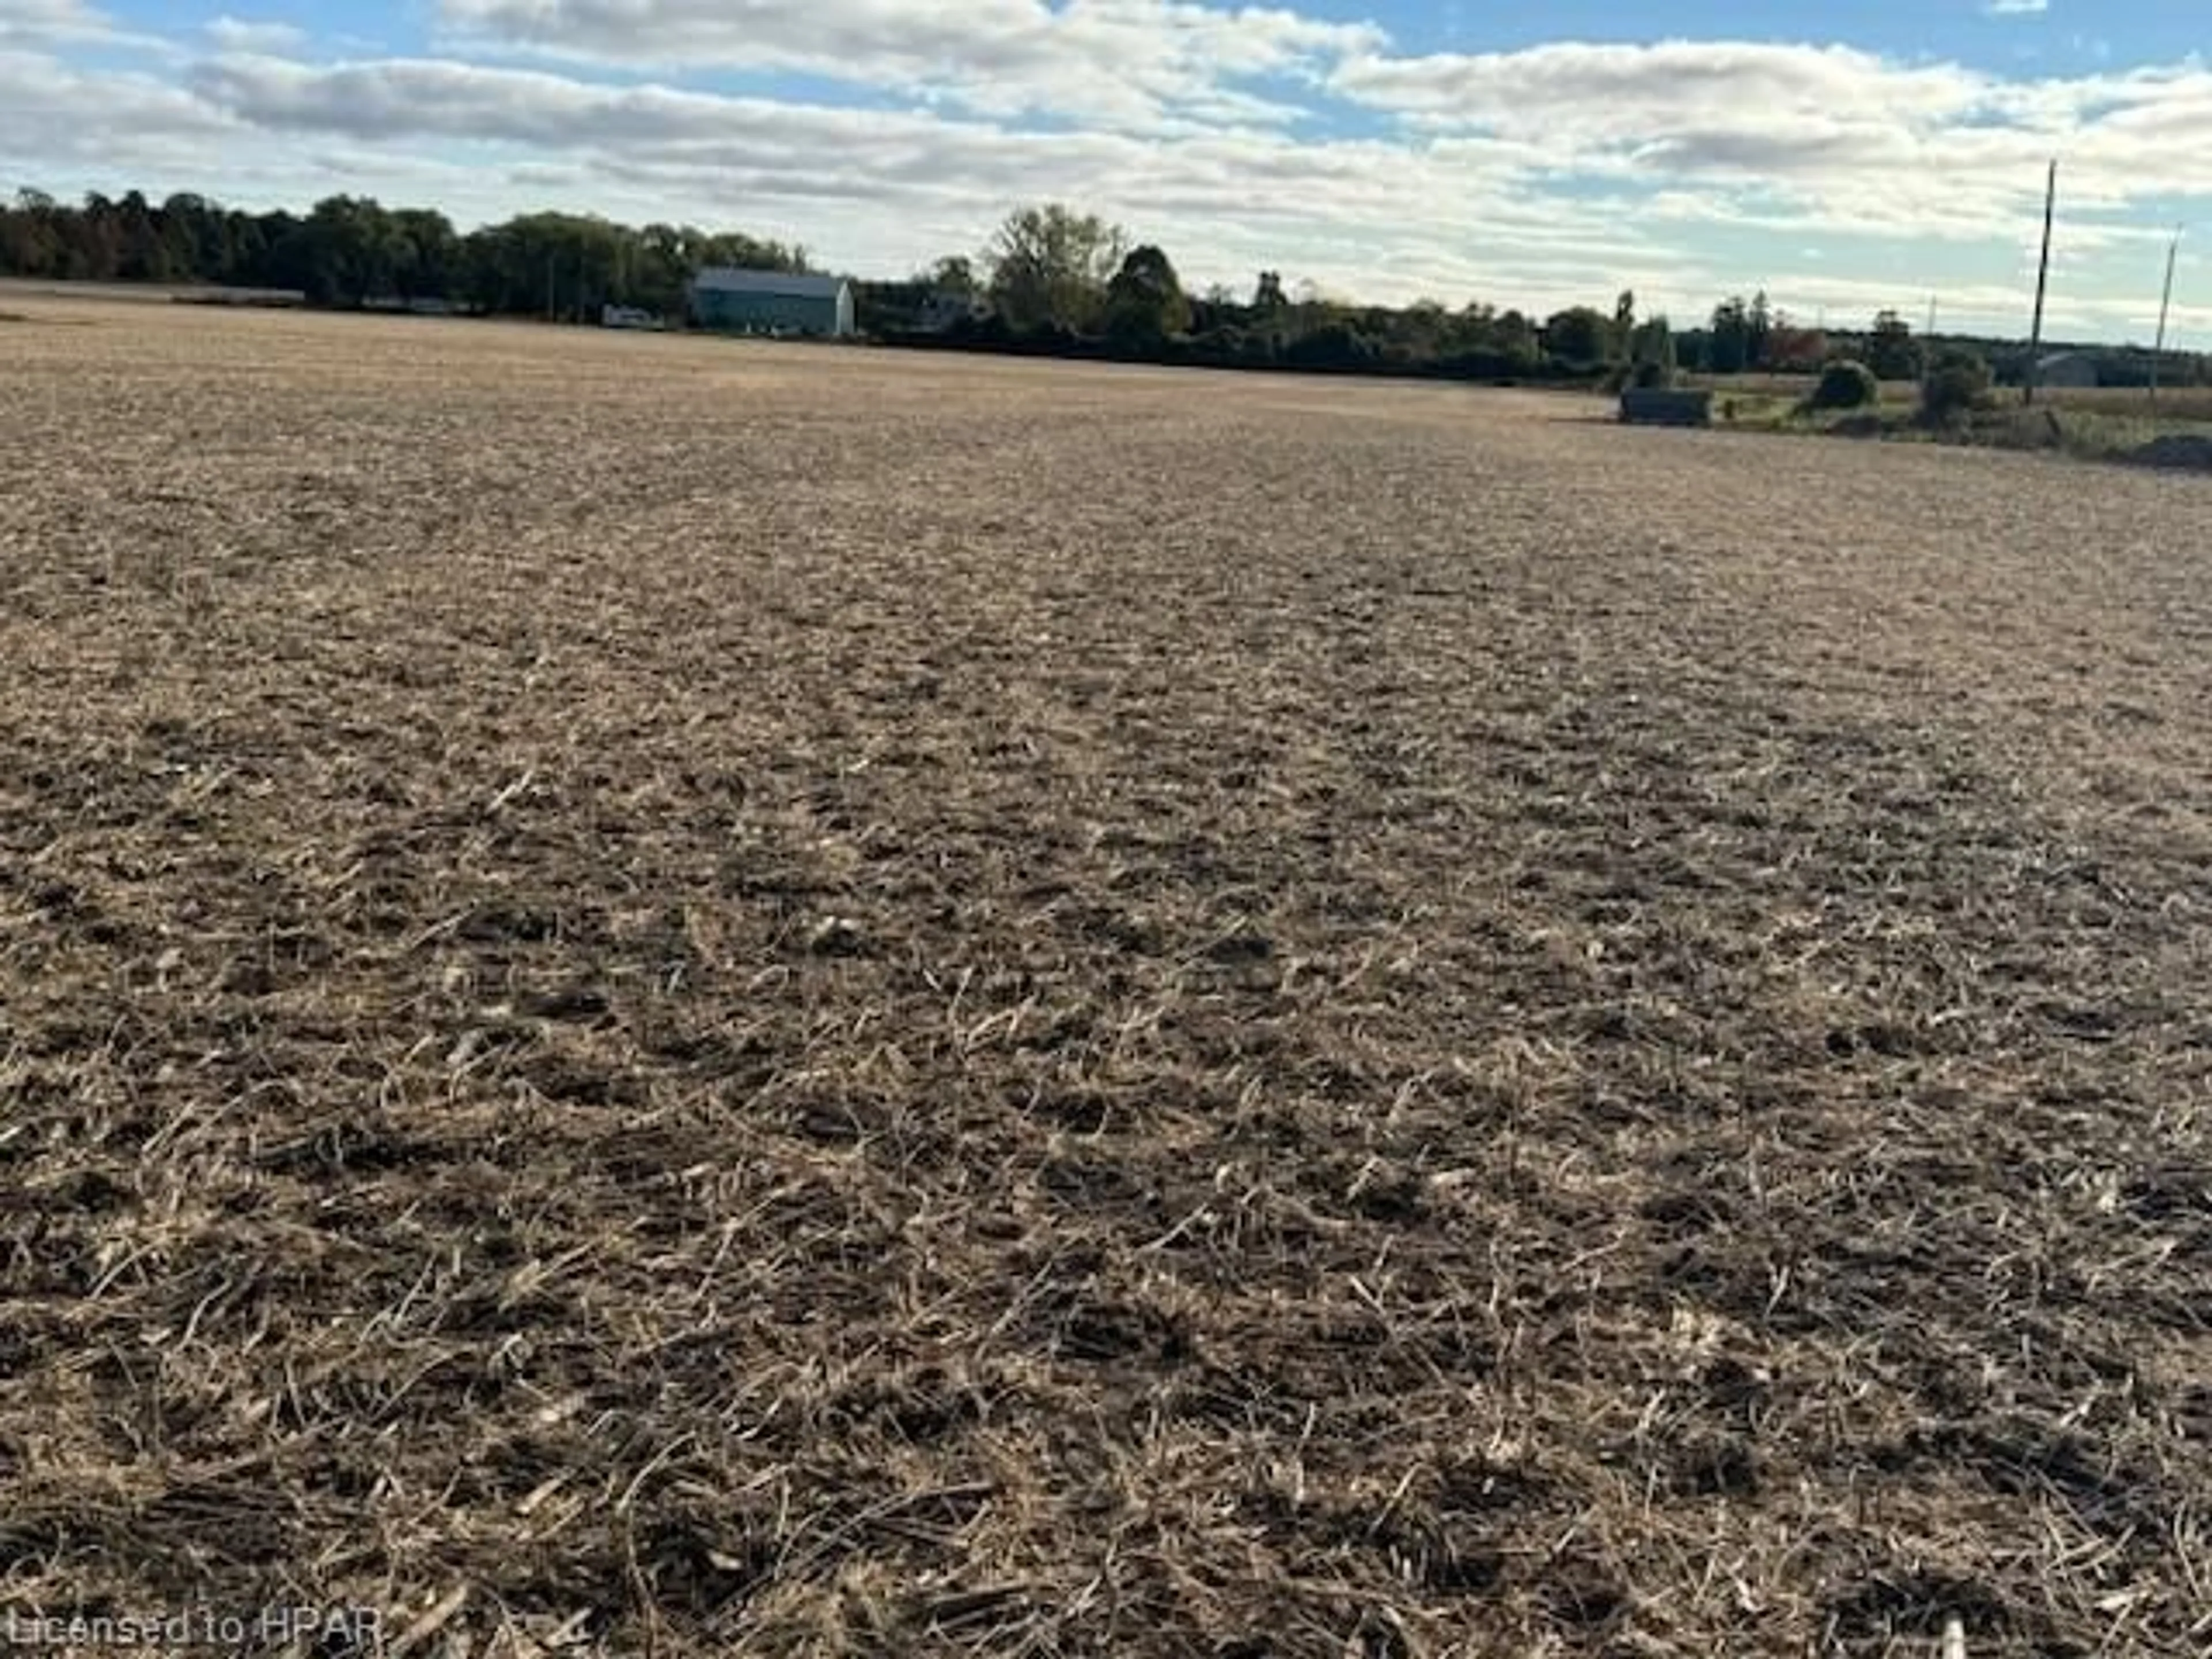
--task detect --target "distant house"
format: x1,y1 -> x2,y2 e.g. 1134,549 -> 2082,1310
2036,350 -> 2099,389
690,268 -> 855,338
600,304 -> 661,331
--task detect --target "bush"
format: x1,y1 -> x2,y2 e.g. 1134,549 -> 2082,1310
1283,322 -> 1377,371
1921,347 -> 1994,426
1810,358 -> 1880,410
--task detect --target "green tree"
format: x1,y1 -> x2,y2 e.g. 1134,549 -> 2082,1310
0,190 -> 59,276
1104,243 -> 1191,344
1748,290 -> 1772,367
1283,320 -> 1377,370
1493,309 -> 1540,369
390,208 -> 460,301
1543,306 -> 1612,368
986,203 -> 1126,333
1629,314 -> 1675,371
1865,310 -> 1923,381
1612,289 -> 1637,361
1708,297 -> 1752,374
930,254 -> 979,297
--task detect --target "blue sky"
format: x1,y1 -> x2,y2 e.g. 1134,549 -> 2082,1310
4,0 -> 2209,343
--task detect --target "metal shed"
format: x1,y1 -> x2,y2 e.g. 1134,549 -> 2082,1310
690,268 -> 855,338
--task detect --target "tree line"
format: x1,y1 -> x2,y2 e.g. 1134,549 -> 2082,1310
876,206 -> 2208,389
5,185 -> 2203,389
0,188 -> 805,316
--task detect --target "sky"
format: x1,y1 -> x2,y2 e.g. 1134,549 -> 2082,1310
1,0 -> 2207,345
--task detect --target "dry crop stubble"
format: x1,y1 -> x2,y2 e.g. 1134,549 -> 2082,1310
1,296 -> 2210,1657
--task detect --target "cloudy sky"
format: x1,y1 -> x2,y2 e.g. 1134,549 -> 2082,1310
2,0 -> 2207,343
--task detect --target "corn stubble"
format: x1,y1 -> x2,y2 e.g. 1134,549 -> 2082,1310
2,298 -> 2209,1657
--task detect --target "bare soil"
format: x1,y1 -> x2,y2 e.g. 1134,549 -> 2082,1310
2,296 -> 2209,1657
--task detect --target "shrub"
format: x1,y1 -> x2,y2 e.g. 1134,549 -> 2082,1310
1283,323 -> 1377,371
1921,347 -> 1994,426
1810,358 -> 1880,410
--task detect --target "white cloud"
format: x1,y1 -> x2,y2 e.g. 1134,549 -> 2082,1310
0,0 -> 108,43
0,47 -> 235,169
433,0 -> 1386,131
0,0 -> 168,52
1984,0 -> 2049,15
1331,39 -> 2212,241
204,15 -> 308,53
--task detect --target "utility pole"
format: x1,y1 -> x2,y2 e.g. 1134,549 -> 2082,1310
2150,226 -> 2181,410
2025,158 -> 2058,406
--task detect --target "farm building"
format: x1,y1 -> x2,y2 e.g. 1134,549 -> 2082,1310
2036,350 -> 2099,388
690,268 -> 855,338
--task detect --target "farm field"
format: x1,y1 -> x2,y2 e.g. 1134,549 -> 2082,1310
1688,368 -> 2212,425
3,294 -> 2210,1657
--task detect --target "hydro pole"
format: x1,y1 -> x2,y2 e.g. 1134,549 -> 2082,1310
2025,158 -> 2058,407
2150,226 -> 2182,410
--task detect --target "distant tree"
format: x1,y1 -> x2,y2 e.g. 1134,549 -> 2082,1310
1748,290 -> 1773,366
930,254 -> 979,297
0,190 -> 59,276
113,190 -> 170,282
1381,298 -> 1444,359
627,222 -> 696,315
1612,289 -> 1637,360
1104,243 -> 1191,344
1810,359 -> 1880,410
1707,297 -> 1752,374
1865,309 -> 1924,381
73,191 -> 122,279
1628,314 -> 1675,372
1252,270 -> 1289,313
1543,305 -> 1612,369
986,203 -> 1126,333
1283,320 -> 1377,370
1492,309 -> 1541,369
391,207 -> 459,301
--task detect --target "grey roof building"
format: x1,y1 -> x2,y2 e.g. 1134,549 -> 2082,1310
690,268 -> 855,338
